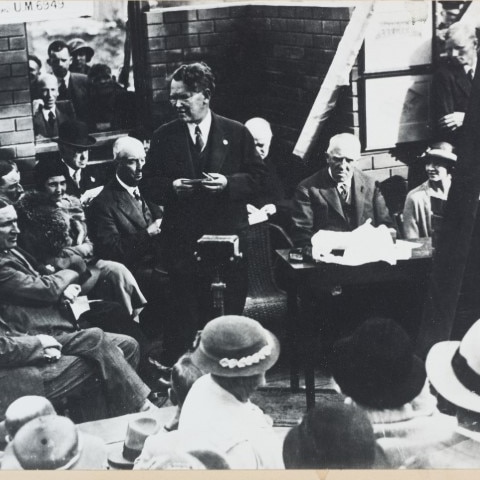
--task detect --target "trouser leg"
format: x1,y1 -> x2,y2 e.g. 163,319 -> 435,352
56,329 -> 150,416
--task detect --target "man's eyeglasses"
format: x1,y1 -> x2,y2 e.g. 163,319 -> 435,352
169,92 -> 201,105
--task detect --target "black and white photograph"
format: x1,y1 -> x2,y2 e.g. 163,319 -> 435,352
0,0 -> 479,472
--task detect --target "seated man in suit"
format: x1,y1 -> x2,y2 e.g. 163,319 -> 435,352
0,160 -> 23,204
33,73 -> 76,139
291,132 -> 393,247
290,133 -> 397,366
55,119 -> 101,198
432,22 -> 478,146
0,198 -> 157,418
47,40 -> 88,123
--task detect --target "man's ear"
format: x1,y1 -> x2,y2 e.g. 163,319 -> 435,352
202,89 -> 211,103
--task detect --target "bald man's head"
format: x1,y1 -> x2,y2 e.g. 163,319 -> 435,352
245,117 -> 273,160
113,137 -> 146,187
326,133 -> 361,184
37,73 -> 58,110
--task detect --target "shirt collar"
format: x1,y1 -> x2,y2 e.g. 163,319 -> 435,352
116,173 -> 138,197
59,71 -> 70,86
187,110 -> 212,145
42,107 -> 55,121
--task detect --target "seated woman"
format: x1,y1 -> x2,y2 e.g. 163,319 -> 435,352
403,142 -> 456,239
16,156 -> 147,322
137,316 -> 284,469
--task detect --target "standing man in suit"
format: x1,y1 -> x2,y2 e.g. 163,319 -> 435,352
33,74 -> 76,139
291,133 -> 393,247
432,22 -> 478,146
142,62 -> 266,366
47,40 -> 88,123
55,119 -> 100,198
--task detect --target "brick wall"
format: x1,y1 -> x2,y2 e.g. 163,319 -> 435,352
0,23 -> 35,174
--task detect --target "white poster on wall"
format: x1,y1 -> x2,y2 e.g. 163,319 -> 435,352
0,0 -> 93,24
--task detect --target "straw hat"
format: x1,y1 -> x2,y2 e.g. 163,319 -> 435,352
426,319 -> 480,413
108,416 -> 160,469
190,315 -> 280,377
1,415 -> 107,470
419,141 -> 457,164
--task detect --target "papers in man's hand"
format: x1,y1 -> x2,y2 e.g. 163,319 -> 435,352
247,204 -> 276,225
80,186 -> 104,205
311,220 -> 397,265
69,295 -> 90,320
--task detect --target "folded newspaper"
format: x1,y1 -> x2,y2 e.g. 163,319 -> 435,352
311,220 -> 398,266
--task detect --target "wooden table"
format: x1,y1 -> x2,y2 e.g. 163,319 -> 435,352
276,238 -> 433,409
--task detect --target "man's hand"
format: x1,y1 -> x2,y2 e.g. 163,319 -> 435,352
201,173 -> 227,193
37,335 -> 62,362
147,218 -> 162,237
62,284 -> 81,304
32,99 -> 44,115
173,178 -> 195,197
438,112 -> 465,131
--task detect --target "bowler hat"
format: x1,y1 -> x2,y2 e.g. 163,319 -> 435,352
420,141 -> 457,164
55,120 -> 96,149
108,416 -> 160,469
1,415 -> 107,470
426,319 -> 480,413
190,315 -> 280,377
331,318 -> 426,409
282,398 -> 376,469
67,38 -> 94,61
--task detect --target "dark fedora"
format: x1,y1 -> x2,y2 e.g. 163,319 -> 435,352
331,317 -> 426,409
55,120 -> 96,149
282,398 -> 377,469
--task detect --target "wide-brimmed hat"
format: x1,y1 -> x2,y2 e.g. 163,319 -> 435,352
331,318 -> 426,409
55,120 -> 96,149
191,315 -> 280,377
108,416 -> 160,470
419,141 -> 457,164
4,396 -> 56,440
426,319 -> 480,413
67,38 -> 94,61
282,398 -> 377,469
1,415 -> 107,470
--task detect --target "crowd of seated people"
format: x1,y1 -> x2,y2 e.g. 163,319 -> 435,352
30,38 -> 136,138
0,47 -> 476,470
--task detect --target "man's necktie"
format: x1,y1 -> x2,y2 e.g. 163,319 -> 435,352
339,183 -> 348,201
58,79 -> 67,100
73,170 -> 81,188
133,189 -> 152,223
47,111 -> 55,132
468,69 -> 475,82
195,125 -> 205,153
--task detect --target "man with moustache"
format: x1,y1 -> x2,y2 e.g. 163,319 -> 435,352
47,40 -> 88,123
141,62 -> 266,366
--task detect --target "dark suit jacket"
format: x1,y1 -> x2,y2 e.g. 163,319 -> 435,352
290,168 -> 394,247
432,58 -> 472,144
33,100 -> 76,139
0,248 -> 79,336
64,72 -> 89,123
142,112 -> 266,266
55,155 -> 101,198
87,178 -> 163,270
